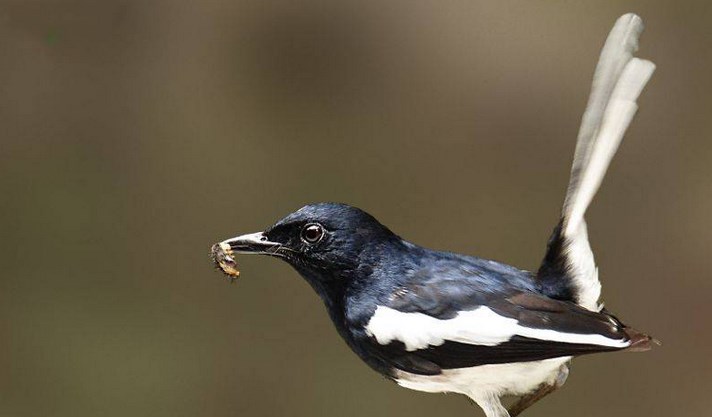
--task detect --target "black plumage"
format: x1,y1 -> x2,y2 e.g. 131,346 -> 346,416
216,203 -> 651,378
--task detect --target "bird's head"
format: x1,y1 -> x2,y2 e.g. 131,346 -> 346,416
215,203 -> 400,295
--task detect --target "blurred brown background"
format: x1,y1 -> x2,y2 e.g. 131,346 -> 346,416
1,1 -> 710,416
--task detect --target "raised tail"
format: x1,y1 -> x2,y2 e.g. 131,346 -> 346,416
537,14 -> 655,311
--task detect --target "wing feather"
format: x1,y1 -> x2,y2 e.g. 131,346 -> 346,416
364,283 -> 638,372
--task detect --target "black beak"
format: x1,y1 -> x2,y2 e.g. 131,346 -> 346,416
220,231 -> 282,255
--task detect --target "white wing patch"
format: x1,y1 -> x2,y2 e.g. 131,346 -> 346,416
365,306 -> 629,352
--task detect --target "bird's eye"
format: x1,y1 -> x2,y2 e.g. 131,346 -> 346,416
301,223 -> 325,244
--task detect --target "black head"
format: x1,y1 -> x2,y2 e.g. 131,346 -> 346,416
216,203 -> 400,295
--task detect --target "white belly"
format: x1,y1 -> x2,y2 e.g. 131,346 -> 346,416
395,357 -> 571,398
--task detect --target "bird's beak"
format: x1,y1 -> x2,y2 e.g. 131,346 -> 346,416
211,231 -> 283,280
219,231 -> 282,255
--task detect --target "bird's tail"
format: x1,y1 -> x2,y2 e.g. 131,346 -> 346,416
537,14 -> 655,311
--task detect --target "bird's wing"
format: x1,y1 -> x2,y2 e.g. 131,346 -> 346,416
537,14 -> 655,311
363,268 -> 638,375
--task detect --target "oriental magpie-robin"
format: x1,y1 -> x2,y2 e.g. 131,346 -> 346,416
212,14 -> 656,417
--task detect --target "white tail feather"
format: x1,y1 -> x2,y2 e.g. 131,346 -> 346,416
565,58 -> 655,236
559,14 -> 655,311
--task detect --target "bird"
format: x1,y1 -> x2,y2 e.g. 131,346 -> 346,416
212,13 -> 656,417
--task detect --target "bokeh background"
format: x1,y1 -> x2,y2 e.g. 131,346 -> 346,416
1,1 -> 710,416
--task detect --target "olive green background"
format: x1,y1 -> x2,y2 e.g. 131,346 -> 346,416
1,1 -> 710,416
